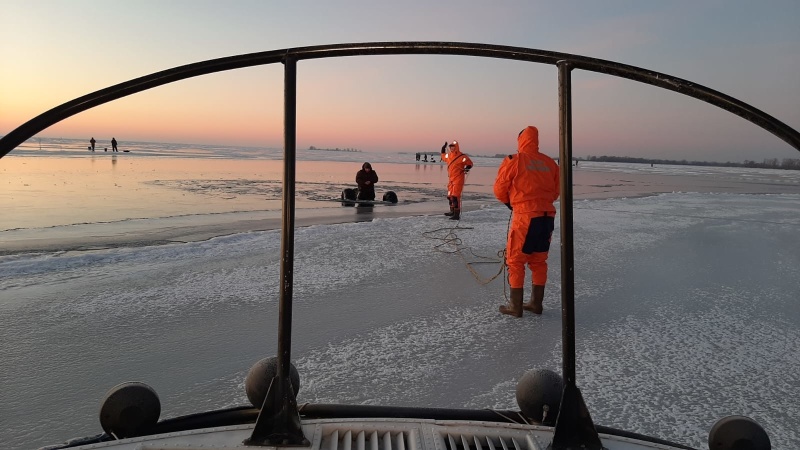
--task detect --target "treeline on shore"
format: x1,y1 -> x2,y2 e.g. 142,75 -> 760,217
488,153 -> 800,170
580,155 -> 800,171
307,146 -> 361,152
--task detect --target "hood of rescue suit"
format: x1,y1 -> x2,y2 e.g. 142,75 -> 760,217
448,141 -> 462,158
518,126 -> 540,156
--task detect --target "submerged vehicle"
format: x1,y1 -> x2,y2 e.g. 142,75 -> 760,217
341,187 -> 399,206
1,42 -> 798,450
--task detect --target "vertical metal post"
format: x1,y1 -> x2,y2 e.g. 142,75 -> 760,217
278,55 -> 298,393
549,61 -> 604,450
245,55 -> 309,447
557,62 -> 576,387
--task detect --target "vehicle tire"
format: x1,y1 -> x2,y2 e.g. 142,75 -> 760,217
341,188 -> 357,206
382,191 -> 398,204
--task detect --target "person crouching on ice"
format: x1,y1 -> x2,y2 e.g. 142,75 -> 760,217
440,140 -> 473,220
356,162 -> 379,201
493,126 -> 560,317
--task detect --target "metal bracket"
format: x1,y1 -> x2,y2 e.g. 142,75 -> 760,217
244,376 -> 310,446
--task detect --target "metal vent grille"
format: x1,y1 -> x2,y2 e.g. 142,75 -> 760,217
442,433 -> 526,450
321,429 -> 414,450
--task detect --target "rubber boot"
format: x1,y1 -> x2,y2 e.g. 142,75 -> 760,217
499,287 -> 523,317
523,284 -> 545,314
444,197 -> 454,216
449,209 -> 460,220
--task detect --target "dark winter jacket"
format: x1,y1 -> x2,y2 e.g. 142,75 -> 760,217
355,162 -> 379,200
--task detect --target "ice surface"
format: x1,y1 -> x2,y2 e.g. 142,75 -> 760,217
1,192 -> 799,449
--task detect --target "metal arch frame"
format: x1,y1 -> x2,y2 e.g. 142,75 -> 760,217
1,42 -> 798,156
1,42 -> 798,449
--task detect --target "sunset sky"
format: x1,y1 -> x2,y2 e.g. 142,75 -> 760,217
1,0 -> 798,162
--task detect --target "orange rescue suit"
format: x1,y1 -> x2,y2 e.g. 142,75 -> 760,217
493,126 -> 560,288
441,141 -> 473,209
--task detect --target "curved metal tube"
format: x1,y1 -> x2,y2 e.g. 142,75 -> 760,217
1,41 -> 798,157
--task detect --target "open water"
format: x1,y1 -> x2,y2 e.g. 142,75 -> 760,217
1,138 -> 799,449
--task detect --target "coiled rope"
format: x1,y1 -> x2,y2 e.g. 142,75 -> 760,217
421,212 -> 513,298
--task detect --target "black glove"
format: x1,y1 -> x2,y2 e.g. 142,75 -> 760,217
505,202 -> 512,211
464,165 -> 472,173
441,142 -> 447,153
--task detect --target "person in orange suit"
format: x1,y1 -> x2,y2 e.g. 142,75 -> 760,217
493,126 -> 560,317
440,140 -> 473,220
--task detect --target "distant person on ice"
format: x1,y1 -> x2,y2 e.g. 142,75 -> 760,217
111,137 -> 118,152
440,140 -> 473,220
355,162 -> 379,201
90,137 -> 96,151
493,126 -> 560,317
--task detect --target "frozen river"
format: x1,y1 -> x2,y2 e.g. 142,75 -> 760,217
1,143 -> 800,448
1,191 -> 799,449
